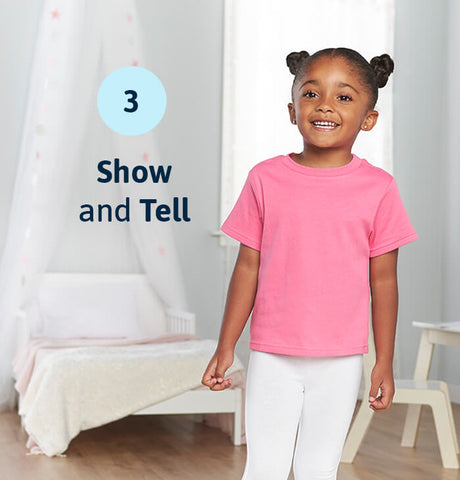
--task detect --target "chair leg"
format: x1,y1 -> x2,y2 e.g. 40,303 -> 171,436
431,392 -> 459,469
439,382 -> 460,454
402,329 -> 434,447
341,400 -> 374,463
401,404 -> 423,447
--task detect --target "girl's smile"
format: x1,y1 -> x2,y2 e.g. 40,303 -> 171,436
310,121 -> 340,131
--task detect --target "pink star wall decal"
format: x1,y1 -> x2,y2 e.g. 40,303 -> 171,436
131,60 -> 139,66
158,247 -> 166,256
127,13 -> 133,23
51,9 -> 60,20
142,152 -> 148,162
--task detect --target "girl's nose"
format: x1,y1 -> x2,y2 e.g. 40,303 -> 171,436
317,103 -> 333,113
316,94 -> 334,113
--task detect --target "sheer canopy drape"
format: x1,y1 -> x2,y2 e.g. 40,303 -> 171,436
0,0 -> 188,411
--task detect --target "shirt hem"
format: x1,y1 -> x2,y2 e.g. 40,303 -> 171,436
249,341 -> 368,356
369,231 -> 418,258
220,225 -> 261,251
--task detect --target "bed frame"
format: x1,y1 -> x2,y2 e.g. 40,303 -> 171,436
15,273 -> 243,446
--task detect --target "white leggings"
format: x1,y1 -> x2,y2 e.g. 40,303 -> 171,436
242,349 -> 363,480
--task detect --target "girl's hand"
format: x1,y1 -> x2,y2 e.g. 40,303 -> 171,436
201,347 -> 234,391
368,361 -> 395,411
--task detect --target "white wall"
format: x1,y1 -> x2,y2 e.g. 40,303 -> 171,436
393,0 -> 460,395
1,1 -> 457,398
441,0 -> 460,396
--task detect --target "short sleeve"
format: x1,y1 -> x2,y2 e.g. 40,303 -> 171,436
220,171 -> 263,251
369,178 -> 418,258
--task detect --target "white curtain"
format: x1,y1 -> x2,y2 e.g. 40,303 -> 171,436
0,0 -> 188,411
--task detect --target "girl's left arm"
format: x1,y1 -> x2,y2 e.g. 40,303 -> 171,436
368,248 -> 399,411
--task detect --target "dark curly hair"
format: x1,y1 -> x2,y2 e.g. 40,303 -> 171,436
286,47 -> 394,111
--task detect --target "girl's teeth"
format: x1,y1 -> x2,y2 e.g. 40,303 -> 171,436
313,122 -> 337,127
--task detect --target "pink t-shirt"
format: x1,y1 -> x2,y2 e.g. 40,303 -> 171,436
221,152 -> 418,357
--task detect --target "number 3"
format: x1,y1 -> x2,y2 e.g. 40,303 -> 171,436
124,90 -> 138,113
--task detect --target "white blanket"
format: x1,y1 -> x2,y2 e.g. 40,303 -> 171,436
19,339 -> 244,456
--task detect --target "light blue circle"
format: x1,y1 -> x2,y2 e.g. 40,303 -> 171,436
97,66 -> 167,136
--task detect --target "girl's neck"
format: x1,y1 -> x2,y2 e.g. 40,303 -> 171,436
292,148 -> 353,169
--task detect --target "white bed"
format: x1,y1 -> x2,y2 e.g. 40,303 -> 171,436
13,273 -> 246,456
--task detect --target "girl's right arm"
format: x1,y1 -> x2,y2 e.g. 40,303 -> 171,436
201,243 -> 260,391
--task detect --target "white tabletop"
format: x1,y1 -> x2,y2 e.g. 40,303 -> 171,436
412,321 -> 460,333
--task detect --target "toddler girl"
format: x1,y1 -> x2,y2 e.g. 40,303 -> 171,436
202,47 -> 418,480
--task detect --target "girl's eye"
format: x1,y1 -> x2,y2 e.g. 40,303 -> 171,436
302,91 -> 352,102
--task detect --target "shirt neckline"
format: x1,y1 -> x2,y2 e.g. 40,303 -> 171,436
282,152 -> 362,176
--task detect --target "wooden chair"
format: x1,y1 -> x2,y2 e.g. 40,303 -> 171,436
340,303 -> 459,469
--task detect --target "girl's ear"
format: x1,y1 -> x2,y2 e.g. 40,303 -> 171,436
361,110 -> 379,131
288,103 -> 296,124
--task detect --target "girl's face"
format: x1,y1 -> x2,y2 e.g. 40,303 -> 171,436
288,56 -> 378,151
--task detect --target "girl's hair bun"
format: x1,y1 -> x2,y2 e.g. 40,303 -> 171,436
286,50 -> 310,75
369,53 -> 394,88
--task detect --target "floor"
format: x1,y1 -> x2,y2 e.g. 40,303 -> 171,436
1,401 -> 460,480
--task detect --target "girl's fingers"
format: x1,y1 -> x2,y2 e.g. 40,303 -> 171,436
201,361 -> 218,385
211,378 -> 232,390
202,370 -> 217,386
370,395 -> 390,411
211,383 -> 226,390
